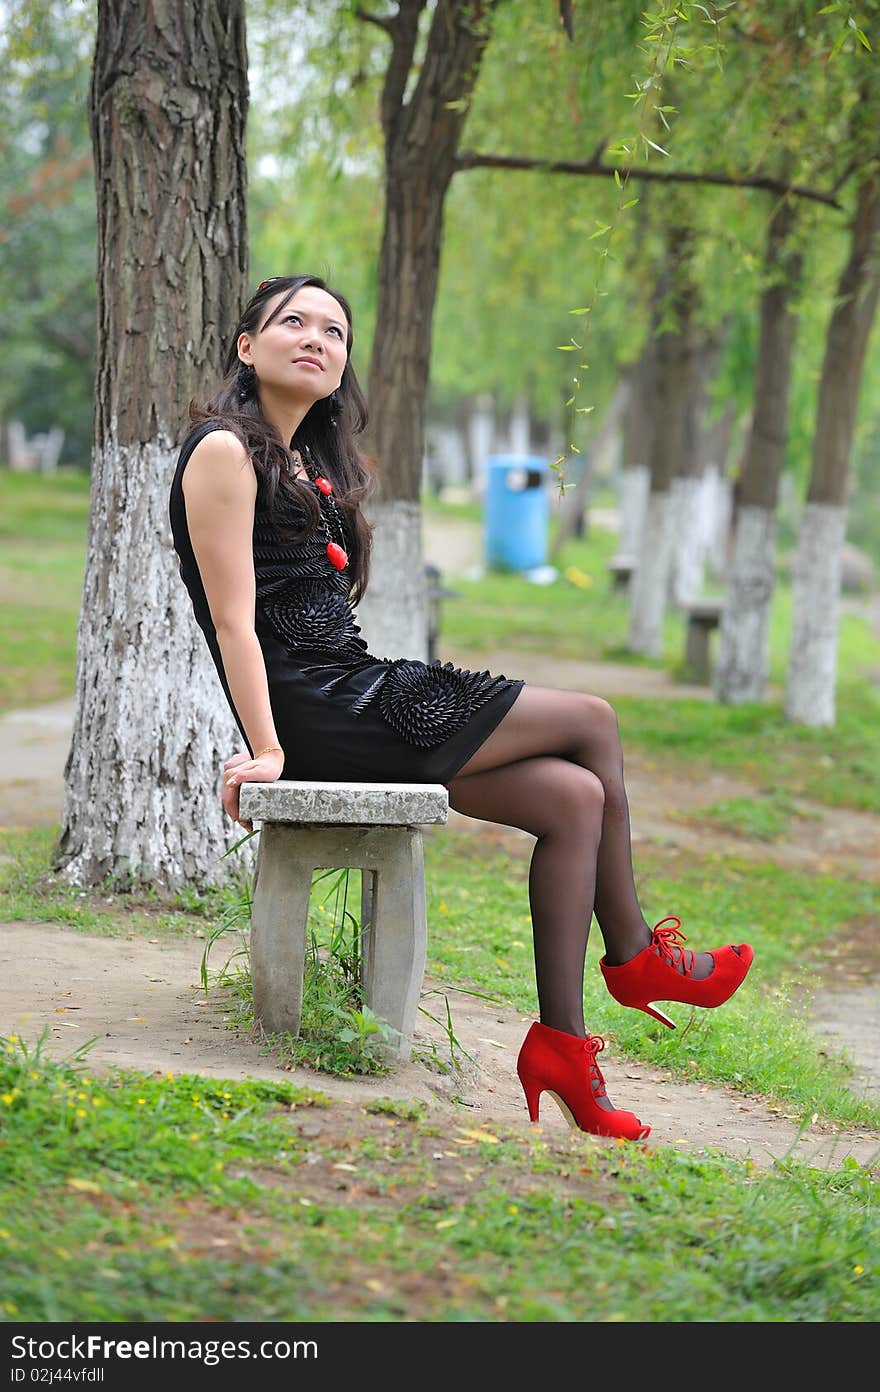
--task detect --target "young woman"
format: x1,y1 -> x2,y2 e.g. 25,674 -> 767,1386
169,274 -> 754,1143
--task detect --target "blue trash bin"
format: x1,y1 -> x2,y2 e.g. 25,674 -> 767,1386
484,455 -> 550,572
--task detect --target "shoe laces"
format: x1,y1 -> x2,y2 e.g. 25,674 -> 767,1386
582,1034 -> 608,1099
651,916 -> 695,975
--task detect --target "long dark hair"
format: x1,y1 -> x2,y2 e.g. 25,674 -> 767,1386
188,274 -> 376,604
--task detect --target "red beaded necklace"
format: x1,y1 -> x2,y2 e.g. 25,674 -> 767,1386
313,474 -> 349,571
298,446 -> 349,571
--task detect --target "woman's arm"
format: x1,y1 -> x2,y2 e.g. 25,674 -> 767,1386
182,430 -> 283,761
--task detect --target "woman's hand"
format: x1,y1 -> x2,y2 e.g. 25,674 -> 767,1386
220,748 -> 285,833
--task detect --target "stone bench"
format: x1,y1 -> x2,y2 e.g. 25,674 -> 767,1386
238,781 -> 449,1062
608,556 -> 635,593
682,598 -> 724,683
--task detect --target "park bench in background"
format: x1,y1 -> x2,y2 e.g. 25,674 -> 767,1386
681,597 -> 724,683
424,562 -> 460,663
607,555 -> 635,593
238,781 -> 449,1061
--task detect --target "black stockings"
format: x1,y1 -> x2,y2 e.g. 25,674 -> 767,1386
446,686 -> 654,1037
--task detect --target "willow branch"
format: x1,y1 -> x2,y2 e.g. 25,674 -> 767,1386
455,149 -> 845,210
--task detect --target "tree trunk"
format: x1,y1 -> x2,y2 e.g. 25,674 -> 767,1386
716,197 -> 803,703
355,0 -> 497,660
701,400 -> 736,582
670,324 -> 725,605
613,354 -> 654,567
52,0 -> 250,893
785,163 -> 880,726
628,224 -> 699,657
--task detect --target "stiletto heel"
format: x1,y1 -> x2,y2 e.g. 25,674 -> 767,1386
516,1022 -> 651,1141
600,916 -> 754,1029
520,1074 -> 542,1124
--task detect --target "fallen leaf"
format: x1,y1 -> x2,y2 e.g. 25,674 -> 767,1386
67,1179 -> 102,1195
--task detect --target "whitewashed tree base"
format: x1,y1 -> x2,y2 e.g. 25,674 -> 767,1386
615,464 -> 649,560
52,433 -> 250,892
785,502 -> 847,726
670,474 -> 705,606
714,505 -> 777,704
628,491 -> 675,657
354,498 -> 429,662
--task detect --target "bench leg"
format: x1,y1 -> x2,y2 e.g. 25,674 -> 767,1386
249,823 -> 311,1036
249,824 -> 428,1063
359,828 -> 428,1062
685,621 -> 712,683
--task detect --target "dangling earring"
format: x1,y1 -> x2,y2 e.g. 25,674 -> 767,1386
236,362 -> 257,402
328,390 -> 340,428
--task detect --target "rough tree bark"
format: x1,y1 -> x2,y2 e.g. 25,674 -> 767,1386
353,0 -> 499,660
52,0 -> 250,893
785,161 -> 880,726
715,196 -> 803,704
628,222 -> 700,657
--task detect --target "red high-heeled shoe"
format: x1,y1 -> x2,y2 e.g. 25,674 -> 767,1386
516,1021 -> 651,1141
600,916 -> 754,1029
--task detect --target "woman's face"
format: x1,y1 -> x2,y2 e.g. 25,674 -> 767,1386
238,284 -> 350,404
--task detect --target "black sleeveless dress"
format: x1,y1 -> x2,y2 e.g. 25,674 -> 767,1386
168,420 -> 524,785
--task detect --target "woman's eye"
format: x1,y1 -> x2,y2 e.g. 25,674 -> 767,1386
285,314 -> 342,339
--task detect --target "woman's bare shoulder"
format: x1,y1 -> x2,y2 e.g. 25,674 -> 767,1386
183,428 -> 256,496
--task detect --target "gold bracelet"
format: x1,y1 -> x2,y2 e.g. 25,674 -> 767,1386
253,745 -> 284,760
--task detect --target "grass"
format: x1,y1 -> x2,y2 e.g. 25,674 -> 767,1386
0,467 -> 90,710
1,1032 -> 877,1322
692,791 -> 817,842
612,684 -> 880,814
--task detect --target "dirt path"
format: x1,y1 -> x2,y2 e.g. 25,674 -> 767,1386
2,513 -> 878,1171
1,919 -> 877,1170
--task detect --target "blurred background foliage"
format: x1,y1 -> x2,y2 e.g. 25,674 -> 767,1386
0,0 -> 877,558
